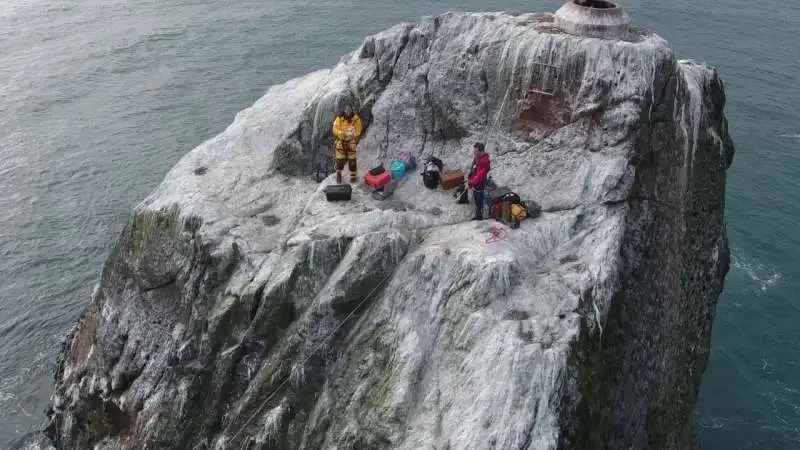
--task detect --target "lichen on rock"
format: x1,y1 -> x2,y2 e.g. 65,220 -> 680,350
44,9 -> 733,450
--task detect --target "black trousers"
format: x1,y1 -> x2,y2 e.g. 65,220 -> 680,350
473,189 -> 484,219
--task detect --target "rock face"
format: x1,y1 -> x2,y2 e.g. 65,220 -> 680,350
44,10 -> 734,450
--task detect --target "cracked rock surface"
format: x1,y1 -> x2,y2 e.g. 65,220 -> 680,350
44,11 -> 734,450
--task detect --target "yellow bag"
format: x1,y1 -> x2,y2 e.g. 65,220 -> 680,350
510,203 -> 527,221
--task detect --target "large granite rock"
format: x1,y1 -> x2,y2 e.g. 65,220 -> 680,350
43,10 -> 734,450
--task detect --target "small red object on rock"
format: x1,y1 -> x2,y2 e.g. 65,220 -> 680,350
485,226 -> 506,243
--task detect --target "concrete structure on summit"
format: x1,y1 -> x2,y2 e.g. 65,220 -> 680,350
554,0 -> 632,39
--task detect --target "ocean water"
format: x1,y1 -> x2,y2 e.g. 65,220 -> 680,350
1,0 -> 797,448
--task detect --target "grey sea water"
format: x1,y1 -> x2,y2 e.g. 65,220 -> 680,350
1,0 -> 798,448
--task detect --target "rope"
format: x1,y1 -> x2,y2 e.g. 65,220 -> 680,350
227,269 -> 395,444
485,226 -> 506,244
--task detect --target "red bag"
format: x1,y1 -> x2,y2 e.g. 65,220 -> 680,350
364,171 -> 391,189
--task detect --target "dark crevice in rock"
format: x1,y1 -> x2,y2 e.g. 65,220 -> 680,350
517,415 -> 536,450
360,37 -> 376,59
602,198 -> 628,207
421,69 -> 436,146
652,71 -> 676,122
503,309 -> 530,321
542,204 -> 582,213
246,202 -> 273,218
383,109 -> 391,154
276,25 -> 415,179
260,214 -> 281,226
140,279 -> 177,293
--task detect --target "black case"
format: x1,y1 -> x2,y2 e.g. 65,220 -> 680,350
324,184 -> 352,202
489,187 -> 520,205
368,165 -> 386,176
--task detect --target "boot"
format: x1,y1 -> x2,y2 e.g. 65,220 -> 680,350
336,171 -> 342,184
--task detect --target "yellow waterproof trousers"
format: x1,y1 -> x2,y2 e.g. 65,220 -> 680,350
334,140 -> 357,182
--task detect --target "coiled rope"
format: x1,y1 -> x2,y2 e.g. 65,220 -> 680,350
485,225 -> 506,243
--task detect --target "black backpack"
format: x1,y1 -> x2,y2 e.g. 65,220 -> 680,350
522,200 -> 542,219
421,156 -> 443,189
490,187 -> 521,205
427,156 -> 444,171
422,171 -> 439,189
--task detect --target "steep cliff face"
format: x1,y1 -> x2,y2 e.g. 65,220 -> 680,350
44,11 -> 734,450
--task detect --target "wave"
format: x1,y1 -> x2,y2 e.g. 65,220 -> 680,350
730,250 -> 782,293
778,134 -> 800,138
8,431 -> 54,450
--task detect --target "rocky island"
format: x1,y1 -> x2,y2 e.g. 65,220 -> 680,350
43,2 -> 734,449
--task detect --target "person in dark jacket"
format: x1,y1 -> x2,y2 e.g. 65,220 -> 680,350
467,142 -> 491,220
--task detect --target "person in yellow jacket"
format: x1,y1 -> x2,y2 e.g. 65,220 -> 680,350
332,104 -> 363,183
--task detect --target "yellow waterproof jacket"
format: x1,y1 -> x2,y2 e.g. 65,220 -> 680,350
332,114 -> 362,146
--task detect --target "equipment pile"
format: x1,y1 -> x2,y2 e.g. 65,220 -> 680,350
323,152 -> 541,229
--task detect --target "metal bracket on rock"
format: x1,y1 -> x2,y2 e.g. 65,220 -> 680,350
525,61 -> 561,97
